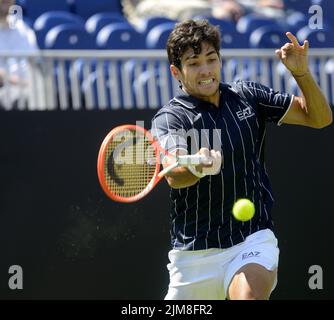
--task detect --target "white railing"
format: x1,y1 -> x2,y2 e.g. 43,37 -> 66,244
0,49 -> 333,110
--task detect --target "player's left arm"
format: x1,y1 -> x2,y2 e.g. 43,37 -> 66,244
276,32 -> 332,129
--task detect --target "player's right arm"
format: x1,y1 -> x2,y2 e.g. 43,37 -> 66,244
151,111 -> 222,189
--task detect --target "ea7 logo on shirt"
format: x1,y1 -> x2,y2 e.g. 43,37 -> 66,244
242,251 -> 261,259
236,106 -> 255,121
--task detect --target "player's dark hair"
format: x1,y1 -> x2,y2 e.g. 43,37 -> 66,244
166,19 -> 221,70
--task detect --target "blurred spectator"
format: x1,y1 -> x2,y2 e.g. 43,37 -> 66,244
237,0 -> 285,18
211,0 -> 245,22
122,0 -> 212,27
123,0 -> 285,28
0,0 -> 41,110
212,0 -> 285,21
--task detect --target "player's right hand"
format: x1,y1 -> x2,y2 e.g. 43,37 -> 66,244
196,148 -> 222,175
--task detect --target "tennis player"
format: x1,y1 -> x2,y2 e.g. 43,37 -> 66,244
150,19 -> 332,300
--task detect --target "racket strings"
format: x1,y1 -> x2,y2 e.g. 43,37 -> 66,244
104,129 -> 157,198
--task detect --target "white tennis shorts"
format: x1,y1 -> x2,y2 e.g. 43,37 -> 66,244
165,228 -> 279,300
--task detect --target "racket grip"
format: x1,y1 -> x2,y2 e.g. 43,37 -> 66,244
177,154 -> 212,166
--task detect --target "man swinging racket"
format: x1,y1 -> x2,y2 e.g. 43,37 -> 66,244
150,19 -> 332,300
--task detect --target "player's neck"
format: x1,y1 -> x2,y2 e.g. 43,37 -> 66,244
200,91 -> 220,108
181,87 -> 220,108
209,93 -> 220,108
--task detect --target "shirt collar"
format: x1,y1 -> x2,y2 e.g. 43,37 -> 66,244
174,82 -> 232,109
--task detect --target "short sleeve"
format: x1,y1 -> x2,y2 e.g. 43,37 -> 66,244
240,81 -> 293,125
151,111 -> 188,156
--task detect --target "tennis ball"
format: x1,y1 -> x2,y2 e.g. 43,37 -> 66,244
232,198 -> 255,221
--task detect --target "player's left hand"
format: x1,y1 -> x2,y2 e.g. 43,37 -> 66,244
275,32 -> 309,76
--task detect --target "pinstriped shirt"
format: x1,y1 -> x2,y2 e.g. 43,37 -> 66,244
151,81 -> 293,250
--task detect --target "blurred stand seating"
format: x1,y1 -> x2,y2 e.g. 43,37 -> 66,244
85,12 -> 127,36
96,23 -> 145,49
45,24 -> 96,49
34,11 -> 85,48
0,0 -> 332,110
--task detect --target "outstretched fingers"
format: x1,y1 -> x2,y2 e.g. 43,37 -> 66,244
303,39 -> 309,50
286,31 -> 301,47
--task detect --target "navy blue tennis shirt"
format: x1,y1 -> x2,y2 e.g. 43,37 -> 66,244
151,80 -> 292,250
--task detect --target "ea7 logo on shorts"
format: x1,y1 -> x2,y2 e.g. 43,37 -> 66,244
236,107 -> 255,121
242,251 -> 261,259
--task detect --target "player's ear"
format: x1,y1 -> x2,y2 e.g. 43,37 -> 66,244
170,64 -> 180,81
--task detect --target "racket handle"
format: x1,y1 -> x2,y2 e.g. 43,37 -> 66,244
177,154 -> 212,166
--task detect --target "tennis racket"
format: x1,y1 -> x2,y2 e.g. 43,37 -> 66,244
97,124 -> 211,203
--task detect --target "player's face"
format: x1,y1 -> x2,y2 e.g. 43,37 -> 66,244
171,42 -> 221,106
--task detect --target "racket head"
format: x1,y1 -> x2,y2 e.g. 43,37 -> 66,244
97,124 -> 161,203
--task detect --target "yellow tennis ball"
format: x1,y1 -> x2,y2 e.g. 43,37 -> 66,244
232,198 -> 255,221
